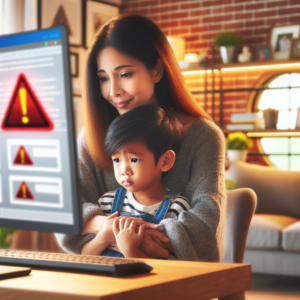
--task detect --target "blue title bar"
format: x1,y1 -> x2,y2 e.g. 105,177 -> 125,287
0,28 -> 62,48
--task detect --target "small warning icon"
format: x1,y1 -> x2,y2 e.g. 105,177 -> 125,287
13,146 -> 34,165
1,73 -> 53,130
16,182 -> 34,200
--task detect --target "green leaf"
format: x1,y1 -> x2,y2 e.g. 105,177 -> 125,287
213,31 -> 244,46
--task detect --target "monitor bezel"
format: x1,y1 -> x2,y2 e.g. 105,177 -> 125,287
0,26 -> 83,235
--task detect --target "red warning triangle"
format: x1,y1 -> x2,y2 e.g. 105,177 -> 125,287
13,146 -> 34,165
1,73 -> 53,131
16,182 -> 34,200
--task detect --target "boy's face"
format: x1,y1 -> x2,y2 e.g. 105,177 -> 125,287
112,141 -> 162,193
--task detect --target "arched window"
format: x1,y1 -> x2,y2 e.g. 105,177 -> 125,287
256,73 -> 300,170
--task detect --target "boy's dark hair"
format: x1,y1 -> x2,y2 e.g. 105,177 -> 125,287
105,105 -> 183,165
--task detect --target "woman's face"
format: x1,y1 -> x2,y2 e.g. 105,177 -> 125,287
96,47 -> 162,115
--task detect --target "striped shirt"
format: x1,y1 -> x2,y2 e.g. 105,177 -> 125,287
98,190 -> 191,220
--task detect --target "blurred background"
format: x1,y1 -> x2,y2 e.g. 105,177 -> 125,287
1,0 -> 299,169
0,1 -> 300,299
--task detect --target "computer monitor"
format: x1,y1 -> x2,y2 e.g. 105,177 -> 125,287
0,26 -> 82,235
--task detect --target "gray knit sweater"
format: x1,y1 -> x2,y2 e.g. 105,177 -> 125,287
56,117 -> 226,261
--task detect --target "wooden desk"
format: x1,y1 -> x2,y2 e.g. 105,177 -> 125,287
0,259 -> 251,300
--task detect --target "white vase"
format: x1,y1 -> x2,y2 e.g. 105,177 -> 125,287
238,46 -> 252,63
220,46 -> 236,63
227,150 -> 248,162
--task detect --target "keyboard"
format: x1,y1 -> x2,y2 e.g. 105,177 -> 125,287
0,249 -> 153,277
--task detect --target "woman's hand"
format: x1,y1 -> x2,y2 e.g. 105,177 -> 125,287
81,212 -> 119,255
153,229 -> 173,253
140,229 -> 171,259
81,215 -> 107,235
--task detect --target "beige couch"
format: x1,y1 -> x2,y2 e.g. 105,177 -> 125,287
226,162 -> 300,276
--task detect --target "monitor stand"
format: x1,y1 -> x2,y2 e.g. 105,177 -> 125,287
0,265 -> 31,280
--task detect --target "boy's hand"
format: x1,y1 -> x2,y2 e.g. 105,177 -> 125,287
100,211 -> 119,245
100,213 -> 160,248
113,217 -> 145,257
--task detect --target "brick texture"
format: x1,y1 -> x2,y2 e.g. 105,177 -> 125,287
122,0 -> 299,60
122,0 -> 299,158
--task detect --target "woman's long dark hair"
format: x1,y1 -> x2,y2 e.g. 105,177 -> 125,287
83,13 -> 211,169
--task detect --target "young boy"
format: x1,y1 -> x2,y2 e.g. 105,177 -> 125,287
81,105 -> 190,258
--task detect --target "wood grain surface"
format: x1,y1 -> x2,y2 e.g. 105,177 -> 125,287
0,259 -> 251,300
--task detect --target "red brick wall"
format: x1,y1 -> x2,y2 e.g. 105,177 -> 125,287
122,0 -> 300,60
122,0 -> 300,124
122,1 -> 300,167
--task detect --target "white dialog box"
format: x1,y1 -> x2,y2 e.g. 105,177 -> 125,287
7,139 -> 61,172
9,175 -> 63,208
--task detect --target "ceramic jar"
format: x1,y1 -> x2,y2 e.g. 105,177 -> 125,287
227,150 -> 248,162
238,46 -> 252,63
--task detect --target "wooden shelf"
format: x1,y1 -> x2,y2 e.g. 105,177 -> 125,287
181,59 -> 300,72
223,129 -> 300,138
181,58 -> 300,131
223,129 -> 299,133
216,59 -> 300,70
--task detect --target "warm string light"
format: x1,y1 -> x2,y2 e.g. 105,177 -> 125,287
181,62 -> 300,138
221,63 -> 300,72
247,132 -> 300,138
182,70 -> 206,75
181,62 -> 300,75
182,69 -> 218,75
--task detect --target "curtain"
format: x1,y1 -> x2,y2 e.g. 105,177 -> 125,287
0,0 -> 37,35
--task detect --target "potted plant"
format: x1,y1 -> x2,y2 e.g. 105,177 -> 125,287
226,132 -> 253,162
213,31 -> 244,63
0,228 -> 16,249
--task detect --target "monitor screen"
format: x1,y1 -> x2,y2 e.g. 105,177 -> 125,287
0,27 -> 82,235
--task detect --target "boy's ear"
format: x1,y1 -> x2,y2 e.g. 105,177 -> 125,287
152,58 -> 164,83
160,150 -> 176,172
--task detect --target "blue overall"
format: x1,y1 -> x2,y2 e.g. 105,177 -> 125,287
101,187 -> 178,258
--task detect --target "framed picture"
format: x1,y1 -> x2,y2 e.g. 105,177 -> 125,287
70,52 -> 79,77
270,24 -> 300,60
85,0 -> 119,48
255,45 -> 271,61
289,38 -> 300,60
38,0 -> 83,47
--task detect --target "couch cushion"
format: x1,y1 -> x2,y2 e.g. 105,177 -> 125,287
282,221 -> 300,252
244,249 -> 300,276
246,214 -> 299,249
226,162 -> 300,219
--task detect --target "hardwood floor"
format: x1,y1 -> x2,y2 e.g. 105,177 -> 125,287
245,274 -> 300,300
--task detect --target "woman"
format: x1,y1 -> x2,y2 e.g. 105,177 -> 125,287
56,14 -> 226,261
